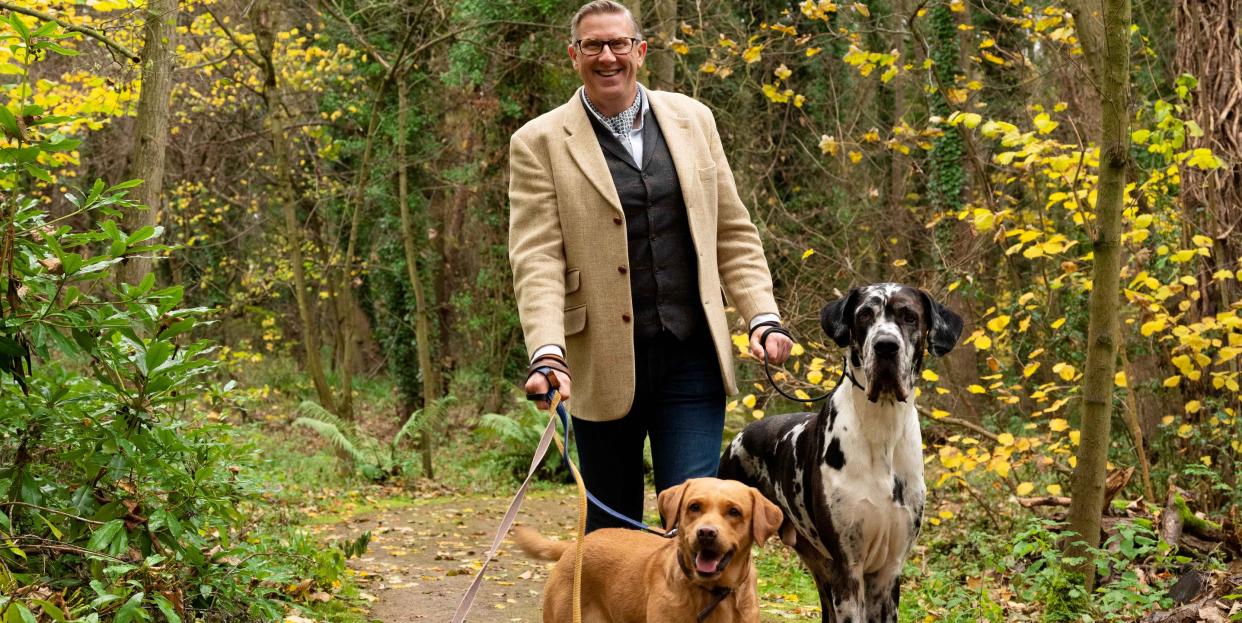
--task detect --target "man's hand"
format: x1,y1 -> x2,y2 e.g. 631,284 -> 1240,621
750,327 -> 793,365
524,362 -> 571,412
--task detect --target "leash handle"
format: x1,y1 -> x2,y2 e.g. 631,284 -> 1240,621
755,325 -> 834,404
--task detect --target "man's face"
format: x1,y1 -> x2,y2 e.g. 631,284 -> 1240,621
568,12 -> 646,114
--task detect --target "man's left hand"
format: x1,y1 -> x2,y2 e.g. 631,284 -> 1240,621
750,328 -> 793,364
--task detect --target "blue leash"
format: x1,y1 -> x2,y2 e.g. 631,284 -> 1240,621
538,379 -> 675,538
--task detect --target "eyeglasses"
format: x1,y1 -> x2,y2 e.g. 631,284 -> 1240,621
574,37 -> 639,56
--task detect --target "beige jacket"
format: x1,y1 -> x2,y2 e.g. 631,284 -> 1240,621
508,88 -> 778,422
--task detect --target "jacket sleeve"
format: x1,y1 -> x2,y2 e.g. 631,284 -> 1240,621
508,130 -> 568,359
705,107 -> 779,324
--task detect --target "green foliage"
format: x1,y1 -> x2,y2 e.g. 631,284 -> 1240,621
0,18 -> 365,621
475,401 -> 565,481
293,396 -> 451,480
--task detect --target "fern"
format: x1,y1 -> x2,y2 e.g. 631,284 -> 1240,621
391,409 -> 422,450
292,416 -> 370,468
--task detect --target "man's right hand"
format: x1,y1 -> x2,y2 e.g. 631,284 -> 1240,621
525,369 -> 572,410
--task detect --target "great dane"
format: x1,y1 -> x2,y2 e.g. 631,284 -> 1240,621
719,284 -> 963,623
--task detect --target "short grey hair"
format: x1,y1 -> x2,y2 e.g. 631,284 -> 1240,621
570,1 -> 643,43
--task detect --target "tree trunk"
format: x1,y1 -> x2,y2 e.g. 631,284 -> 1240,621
335,86 -> 387,421
1066,0 -> 1130,591
250,4 -> 337,413
397,80 -> 438,480
1175,0 -> 1242,318
117,0 -> 177,287
645,0 -> 675,90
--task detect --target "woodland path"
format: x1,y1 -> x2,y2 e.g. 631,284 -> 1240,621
326,488 -> 581,622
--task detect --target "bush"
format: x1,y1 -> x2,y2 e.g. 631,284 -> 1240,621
0,16 -> 361,621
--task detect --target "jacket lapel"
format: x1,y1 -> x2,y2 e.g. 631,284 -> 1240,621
646,91 -> 700,213
563,89 -> 623,214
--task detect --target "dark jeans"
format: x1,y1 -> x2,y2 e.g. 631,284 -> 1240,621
572,330 -> 725,532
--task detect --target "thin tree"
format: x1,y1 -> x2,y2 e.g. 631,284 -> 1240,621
1065,0 -> 1131,590
117,0 -> 177,286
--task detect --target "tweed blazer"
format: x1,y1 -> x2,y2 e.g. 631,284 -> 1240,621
508,87 -> 778,422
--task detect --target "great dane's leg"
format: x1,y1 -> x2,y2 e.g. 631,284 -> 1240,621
864,573 -> 900,623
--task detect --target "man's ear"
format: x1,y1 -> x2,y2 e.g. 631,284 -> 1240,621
820,288 -> 860,347
919,290 -> 964,356
749,487 -> 784,544
658,481 -> 691,532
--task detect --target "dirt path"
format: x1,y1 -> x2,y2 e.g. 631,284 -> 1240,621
329,487 -> 592,622
325,486 -> 820,622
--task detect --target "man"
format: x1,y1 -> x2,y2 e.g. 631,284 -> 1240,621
508,0 -> 793,532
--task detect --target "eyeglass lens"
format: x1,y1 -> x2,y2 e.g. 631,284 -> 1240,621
580,38 -> 633,55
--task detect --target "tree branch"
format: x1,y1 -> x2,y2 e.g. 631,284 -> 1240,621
0,1 -> 139,63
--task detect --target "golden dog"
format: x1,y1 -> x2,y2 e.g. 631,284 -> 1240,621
512,477 -> 783,622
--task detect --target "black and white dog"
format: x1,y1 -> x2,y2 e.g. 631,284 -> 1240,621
719,284 -> 963,623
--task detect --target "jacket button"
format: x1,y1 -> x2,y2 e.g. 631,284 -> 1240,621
613,216 -> 623,225
618,266 -> 628,274
622,313 -> 631,323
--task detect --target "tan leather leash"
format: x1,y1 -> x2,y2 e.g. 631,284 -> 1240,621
451,391 -> 588,623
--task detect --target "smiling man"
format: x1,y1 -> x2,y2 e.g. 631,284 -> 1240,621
508,0 -> 794,532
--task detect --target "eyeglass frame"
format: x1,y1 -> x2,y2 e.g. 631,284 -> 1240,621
573,36 -> 642,56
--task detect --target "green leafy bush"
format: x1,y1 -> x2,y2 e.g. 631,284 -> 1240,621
0,16 -> 362,622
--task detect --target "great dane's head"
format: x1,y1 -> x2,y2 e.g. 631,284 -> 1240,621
820,284 -> 963,403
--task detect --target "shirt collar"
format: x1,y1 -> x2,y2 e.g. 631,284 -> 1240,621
581,84 -> 647,134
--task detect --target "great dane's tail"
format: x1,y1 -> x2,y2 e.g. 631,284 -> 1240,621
511,525 -> 570,561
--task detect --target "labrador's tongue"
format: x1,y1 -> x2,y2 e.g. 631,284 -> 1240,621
695,551 -> 722,574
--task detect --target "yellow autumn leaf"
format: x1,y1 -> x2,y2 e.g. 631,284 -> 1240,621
743,45 -> 763,64
997,432 -> 1015,447
1163,375 -> 1181,388
1049,418 -> 1069,432
1114,371 -> 1127,387
986,315 -> 1011,332
808,370 -> 823,384
1185,400 -> 1201,414
1047,484 -> 1063,496
967,384 -> 986,394
1051,317 -> 1066,329
975,334 -> 992,350
1016,482 -> 1035,496
1023,362 -> 1040,378
931,409 -> 950,419
922,369 -> 940,382
742,394 -> 756,408
791,343 -> 805,356
774,64 -> 792,80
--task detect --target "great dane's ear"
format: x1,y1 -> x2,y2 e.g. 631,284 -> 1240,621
658,480 -> 692,532
749,487 -> 784,544
820,288 -> 861,347
919,290 -> 964,356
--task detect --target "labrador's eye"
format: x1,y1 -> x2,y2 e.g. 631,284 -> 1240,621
688,502 -> 701,513
727,507 -> 743,518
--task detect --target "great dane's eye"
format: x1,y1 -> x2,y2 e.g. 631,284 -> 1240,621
688,502 -> 702,513
857,308 -> 874,323
727,507 -> 742,518
901,310 -> 918,325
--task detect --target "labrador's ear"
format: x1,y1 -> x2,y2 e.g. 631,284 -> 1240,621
658,481 -> 692,532
918,290 -> 964,357
820,288 -> 861,348
749,487 -> 784,544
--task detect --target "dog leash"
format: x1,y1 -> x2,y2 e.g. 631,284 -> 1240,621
453,380 -> 675,622
755,324 -> 863,404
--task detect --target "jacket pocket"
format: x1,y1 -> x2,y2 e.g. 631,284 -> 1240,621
564,304 -> 587,335
565,269 -> 581,294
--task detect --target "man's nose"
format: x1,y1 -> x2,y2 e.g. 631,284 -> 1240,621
598,46 -> 618,62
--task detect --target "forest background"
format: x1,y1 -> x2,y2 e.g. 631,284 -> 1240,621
1,0 -> 1240,621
